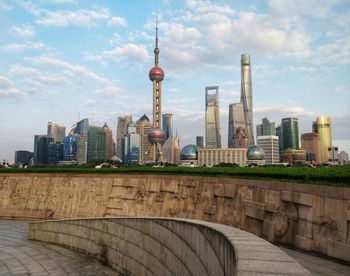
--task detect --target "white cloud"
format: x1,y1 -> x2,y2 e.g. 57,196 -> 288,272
26,56 -> 109,83
104,43 -> 150,63
2,42 -> 44,52
94,86 -> 123,95
0,75 -> 25,98
35,8 -> 110,27
40,0 -> 75,3
9,24 -> 36,39
108,16 -> 127,27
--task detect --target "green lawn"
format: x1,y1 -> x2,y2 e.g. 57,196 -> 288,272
1,166 -> 349,187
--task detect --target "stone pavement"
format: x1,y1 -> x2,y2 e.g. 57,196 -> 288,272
0,220 -> 115,275
280,247 -> 350,276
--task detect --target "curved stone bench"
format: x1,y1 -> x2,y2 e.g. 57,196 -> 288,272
29,217 -> 310,275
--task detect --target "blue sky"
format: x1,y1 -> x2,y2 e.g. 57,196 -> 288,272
0,0 -> 349,162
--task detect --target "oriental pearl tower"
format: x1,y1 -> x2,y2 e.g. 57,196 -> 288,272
147,15 -> 166,163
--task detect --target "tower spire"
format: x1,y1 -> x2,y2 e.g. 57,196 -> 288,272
154,13 -> 159,67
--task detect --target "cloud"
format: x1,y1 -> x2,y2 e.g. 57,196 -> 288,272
94,86 -> 123,95
2,42 -> 44,52
35,8 -> 110,27
0,75 -> 25,98
108,16 -> 127,27
40,0 -> 75,3
9,24 -> 36,39
104,43 -> 150,63
26,56 -> 109,83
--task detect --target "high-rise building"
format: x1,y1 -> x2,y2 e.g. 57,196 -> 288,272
338,151 -> 349,165
15,150 -> 33,164
257,135 -> 279,164
301,132 -> 320,162
162,113 -> 173,140
47,122 -> 66,143
116,115 -> 132,161
136,114 -> 153,163
103,123 -> 113,160
162,136 -> 180,165
196,136 -> 204,148
228,102 -> 245,148
75,118 -> 89,137
33,135 -> 53,165
124,123 -> 140,165
48,142 -> 64,165
328,146 -> 338,165
313,116 -> 332,163
205,86 -> 221,148
87,126 -> 106,162
256,117 -> 276,138
77,135 -> 88,164
64,135 -> 78,161
240,54 -> 254,145
233,128 -> 249,148
281,117 -> 299,150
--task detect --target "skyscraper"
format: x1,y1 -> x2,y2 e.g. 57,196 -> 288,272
256,117 -> 276,138
87,126 -> 106,162
240,54 -> 254,145
14,150 -> 33,164
136,114 -> 153,163
33,135 -> 53,165
257,135 -> 280,164
48,142 -> 64,165
162,113 -> 173,140
301,132 -> 320,162
281,117 -> 299,150
64,135 -> 78,161
205,86 -> 221,148
75,118 -> 89,163
103,123 -> 113,160
124,123 -> 140,165
47,122 -> 66,143
116,115 -> 132,161
75,118 -> 89,137
228,102 -> 245,148
162,136 -> 180,165
313,116 -> 332,163
196,136 -> 204,148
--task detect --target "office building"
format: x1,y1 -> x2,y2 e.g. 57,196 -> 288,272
301,132 -> 320,162
282,149 -> 306,164
228,103 -> 245,148
256,117 -> 276,138
47,122 -> 66,143
198,148 -> 247,167
313,116 -> 332,163
257,135 -> 279,164
338,151 -> 349,165
240,54 -> 254,145
233,127 -> 249,148
136,114 -> 153,163
205,86 -> 221,148
124,124 -> 140,165
116,115 -> 132,161
196,136 -> 204,148
87,126 -> 106,162
34,135 -> 53,165
75,118 -> 89,137
162,113 -> 173,140
328,146 -> 339,165
103,123 -> 113,160
48,142 -> 64,165
162,136 -> 180,164
281,117 -> 299,150
77,135 -> 88,164
14,150 -> 33,164
64,135 -> 78,161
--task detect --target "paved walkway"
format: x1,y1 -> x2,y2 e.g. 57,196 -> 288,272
0,220 -> 115,275
0,220 -> 349,275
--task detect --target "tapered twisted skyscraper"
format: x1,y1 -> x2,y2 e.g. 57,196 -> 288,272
240,54 -> 254,145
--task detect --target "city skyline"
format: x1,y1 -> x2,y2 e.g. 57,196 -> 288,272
1,0 -> 349,162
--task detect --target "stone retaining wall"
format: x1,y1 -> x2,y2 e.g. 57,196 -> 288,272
29,217 -> 310,275
1,173 -> 349,262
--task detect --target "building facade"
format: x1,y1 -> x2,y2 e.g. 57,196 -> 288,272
33,135 -> 53,165
136,114 -> 153,163
47,122 -> 66,143
256,117 -> 275,138
228,102 -> 245,148
338,151 -> 349,165
300,132 -> 320,162
77,135 -> 87,164
281,117 -> 299,150
162,136 -> 180,165
257,135 -> 279,164
205,86 -> 221,148
198,148 -> 247,167
162,113 -> 173,141
116,115 -> 132,161
87,126 -> 106,162
64,135 -> 78,161
328,146 -> 339,165
48,142 -> 64,165
240,54 -> 254,146
14,150 -> 33,164
124,124 -> 140,165
103,123 -> 113,160
196,136 -> 204,148
313,116 -> 332,163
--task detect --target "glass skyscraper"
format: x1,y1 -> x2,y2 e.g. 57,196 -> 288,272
256,117 -> 276,138
64,135 -> 78,161
124,123 -> 140,165
205,86 -> 221,148
116,115 -> 132,161
34,135 -> 53,165
281,117 -> 299,150
162,113 -> 173,141
313,116 -> 332,163
87,126 -> 106,162
228,102 -> 245,148
240,54 -> 254,146
47,122 -> 66,143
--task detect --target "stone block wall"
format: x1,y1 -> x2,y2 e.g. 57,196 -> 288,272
1,173 -> 349,262
29,217 -> 310,275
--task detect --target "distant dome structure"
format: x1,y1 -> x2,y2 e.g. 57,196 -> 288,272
180,144 -> 198,160
148,128 -> 165,144
247,145 -> 265,160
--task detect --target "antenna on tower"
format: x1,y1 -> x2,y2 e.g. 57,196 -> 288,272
156,12 -> 159,48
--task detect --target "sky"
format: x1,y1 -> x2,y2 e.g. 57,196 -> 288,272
0,0 -> 349,162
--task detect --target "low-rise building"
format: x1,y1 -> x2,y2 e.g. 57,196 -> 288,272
198,148 -> 246,167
